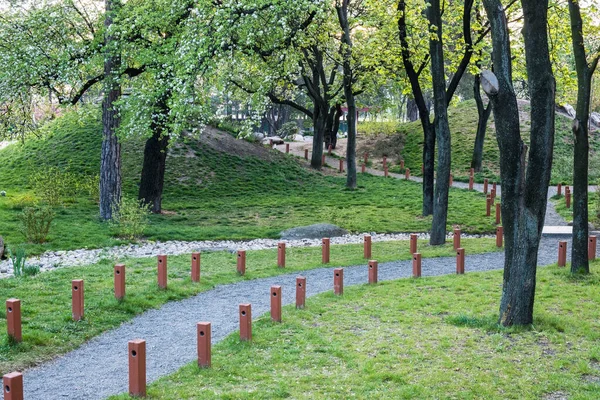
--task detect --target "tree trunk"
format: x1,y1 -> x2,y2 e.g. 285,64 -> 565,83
311,103 -> 326,168
427,0 -> 451,245
99,0 -> 122,221
483,0 -> 555,326
406,97 -> 419,121
471,74 -> 492,172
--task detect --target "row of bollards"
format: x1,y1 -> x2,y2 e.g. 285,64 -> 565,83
557,236 -> 596,267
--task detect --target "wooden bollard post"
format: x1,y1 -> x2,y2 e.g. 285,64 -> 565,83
405,168 -> 410,180
558,241 -> 567,267
157,255 -> 167,289
456,248 -> 465,274
468,176 -> 474,190
285,143 -> 290,154
321,154 -> 326,166
410,234 -> 418,254
383,156 -> 387,169
328,144 -> 332,155
322,238 -> 330,264
449,174 -> 453,187
3,372 -> 23,400
270,285 -> 282,322
495,203 -> 501,225
492,182 -> 497,199
483,178 -> 488,194
364,153 -> 368,165
6,299 -> 21,343
304,149 -> 309,160
72,279 -> 84,321
566,188 -> 571,209
412,253 -> 422,278
197,322 -> 211,368
191,252 -> 200,283
333,268 -> 344,295
496,226 -> 503,247
128,339 -> 146,397
237,250 -> 246,275
296,276 -> 306,309
453,228 -> 461,250
384,167 -> 388,177
364,234 -> 372,259
400,160 -> 405,170
277,242 -> 286,268
486,195 -> 492,216
368,260 -> 378,284
361,164 -> 366,173
589,235 -> 597,261
114,264 -> 125,300
557,183 -> 562,196
339,158 -> 344,173
239,304 -> 252,341
470,168 -> 474,177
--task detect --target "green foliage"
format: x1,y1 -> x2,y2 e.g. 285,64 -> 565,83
9,247 -> 26,277
77,175 -> 100,204
110,197 -> 151,240
277,122 -> 299,139
593,181 -> 600,227
6,193 -> 39,210
20,206 -> 54,244
358,121 -> 399,137
29,167 -> 77,207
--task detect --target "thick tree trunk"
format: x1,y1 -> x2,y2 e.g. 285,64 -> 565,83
483,0 -> 555,326
99,0 -> 122,221
427,0 -> 451,245
471,74 -> 492,172
406,98 -> 419,122
311,104 -> 326,169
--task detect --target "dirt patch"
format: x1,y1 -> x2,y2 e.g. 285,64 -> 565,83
543,391 -> 568,400
195,126 -> 275,161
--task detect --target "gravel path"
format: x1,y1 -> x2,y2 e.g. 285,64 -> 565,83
22,234 -> 571,400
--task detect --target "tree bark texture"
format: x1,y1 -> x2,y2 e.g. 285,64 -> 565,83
483,0 -> 555,326
99,0 -> 122,221
471,73 -> 492,172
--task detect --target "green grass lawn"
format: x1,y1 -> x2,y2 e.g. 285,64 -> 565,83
0,108 -> 498,256
0,238 -> 499,374
112,264 -> 600,399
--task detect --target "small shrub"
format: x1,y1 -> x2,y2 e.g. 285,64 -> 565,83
358,121 -> 399,137
20,205 -> 55,243
111,196 -> 151,240
30,167 -> 78,207
9,247 -> 26,276
78,174 -> 100,203
7,193 -> 39,210
277,122 -> 299,139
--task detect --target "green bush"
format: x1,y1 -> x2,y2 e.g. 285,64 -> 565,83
29,167 -> 77,207
357,121 -> 399,137
277,122 -> 299,139
9,247 -> 26,276
20,205 -> 54,243
6,193 -> 39,210
110,196 -> 151,240
77,174 -> 100,204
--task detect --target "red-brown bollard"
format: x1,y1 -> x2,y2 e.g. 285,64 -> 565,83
339,158 -> 344,173
453,228 -> 461,250
6,299 -> 21,343
495,203 -> 501,225
456,248 -> 465,274
239,304 -> 252,341
364,152 -> 368,165
557,183 -> 562,196
558,241 -> 567,267
368,260 -> 378,284
492,182 -> 497,198
270,285 -> 282,322
322,238 -> 330,264
72,279 -> 84,321
384,167 -> 389,177
468,175 -> 474,190
412,253 -> 422,278
361,164 -> 366,173
3,372 -> 23,400
383,156 -> 387,169
589,235 -> 597,261
277,242 -> 286,268
333,268 -> 344,295
410,234 -> 418,254
114,264 -> 125,301
483,178 -> 488,194
470,168 -> 474,177
285,143 -> 290,154
321,154 -> 326,166
191,252 -> 200,283
128,339 -> 146,397
400,160 -> 405,170
197,322 -> 211,368
449,174 -> 453,187
566,189 -> 571,209
237,250 -> 246,275
304,149 -> 309,160
486,195 -> 492,216
496,226 -> 503,247
328,144 -> 332,155
157,255 -> 167,289
296,276 -> 306,309
405,168 -> 410,180
364,234 -> 372,259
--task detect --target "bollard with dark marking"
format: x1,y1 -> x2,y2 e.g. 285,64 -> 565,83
412,253 -> 422,278
405,168 -> 410,180
361,164 -> 366,173
339,158 -> 344,173
296,276 -> 306,309
469,176 -> 474,190
486,195 -> 492,216
496,226 -> 503,247
364,234 -> 372,259
277,242 -> 286,268
239,304 -> 252,341
128,339 -> 146,397
589,236 -> 597,261
456,248 -> 465,274
6,299 -> 21,343
566,188 -> 571,209
368,260 -> 378,284
304,149 -> 309,160
3,372 -> 23,400
72,279 -> 84,321
558,241 -> 567,267
197,322 -> 211,368
453,228 -> 461,250
285,143 -> 290,154
410,234 -> 418,254
191,252 -> 201,283
114,264 -> 125,301
449,174 -> 453,187
557,183 -> 562,196
483,178 -> 488,194
333,268 -> 344,295
157,255 -> 167,289
495,203 -> 501,225
270,286 -> 282,322
237,250 -> 246,275
322,238 -> 330,264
